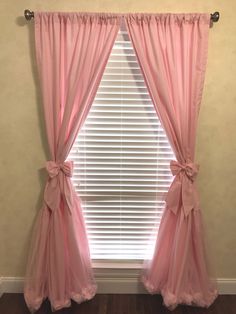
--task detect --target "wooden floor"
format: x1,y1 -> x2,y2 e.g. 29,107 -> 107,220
0,294 -> 235,314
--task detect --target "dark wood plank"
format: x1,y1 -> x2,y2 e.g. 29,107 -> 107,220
0,294 -> 235,314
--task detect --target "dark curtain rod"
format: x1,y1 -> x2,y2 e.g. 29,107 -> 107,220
24,9 -> 220,22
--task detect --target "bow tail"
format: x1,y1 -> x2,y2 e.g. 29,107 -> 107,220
182,177 -> 200,216
44,177 -> 61,212
44,175 -> 74,214
166,177 -> 200,217
61,175 -> 74,214
165,178 -> 182,215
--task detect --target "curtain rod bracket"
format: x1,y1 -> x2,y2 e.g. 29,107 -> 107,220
24,9 -> 220,23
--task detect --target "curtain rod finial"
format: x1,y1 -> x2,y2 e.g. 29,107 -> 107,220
24,9 -> 34,21
211,11 -> 220,22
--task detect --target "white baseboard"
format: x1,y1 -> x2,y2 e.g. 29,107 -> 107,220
216,278 -> 236,294
0,275 -> 235,297
0,277 -> 24,297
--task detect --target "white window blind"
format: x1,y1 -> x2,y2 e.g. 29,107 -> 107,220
68,24 -> 175,260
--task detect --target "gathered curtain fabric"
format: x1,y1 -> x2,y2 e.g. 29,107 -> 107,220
125,13 -> 217,309
24,12 -> 120,312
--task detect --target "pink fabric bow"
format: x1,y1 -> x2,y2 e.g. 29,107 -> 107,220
46,161 -> 73,178
44,161 -> 74,213
170,160 -> 199,181
165,160 -> 200,216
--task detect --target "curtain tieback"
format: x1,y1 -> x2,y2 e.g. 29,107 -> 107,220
44,161 -> 74,213
165,160 -> 200,217
46,160 -> 73,178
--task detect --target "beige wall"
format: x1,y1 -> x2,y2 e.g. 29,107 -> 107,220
0,0 -> 235,278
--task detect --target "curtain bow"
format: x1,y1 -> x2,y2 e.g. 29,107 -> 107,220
165,160 -> 200,216
44,161 -> 74,213
170,160 -> 199,181
46,161 -> 73,178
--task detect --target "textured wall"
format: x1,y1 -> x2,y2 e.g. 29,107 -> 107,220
0,0 -> 235,277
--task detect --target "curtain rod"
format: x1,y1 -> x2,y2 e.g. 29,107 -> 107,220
24,9 -> 220,22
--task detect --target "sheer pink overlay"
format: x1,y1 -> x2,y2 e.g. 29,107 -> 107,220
126,14 -> 218,309
24,12 -> 120,312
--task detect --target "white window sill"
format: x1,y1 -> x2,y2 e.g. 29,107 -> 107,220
92,260 -> 143,270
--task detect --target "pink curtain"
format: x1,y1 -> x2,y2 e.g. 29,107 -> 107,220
125,14 -> 218,309
24,12 -> 120,312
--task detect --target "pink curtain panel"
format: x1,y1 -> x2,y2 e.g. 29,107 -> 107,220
125,13 -> 218,309
24,12 -> 120,312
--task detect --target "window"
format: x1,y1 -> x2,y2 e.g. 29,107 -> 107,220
68,24 -> 174,261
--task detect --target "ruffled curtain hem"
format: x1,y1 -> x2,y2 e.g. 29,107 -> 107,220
24,284 -> 97,313
142,276 -> 218,310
